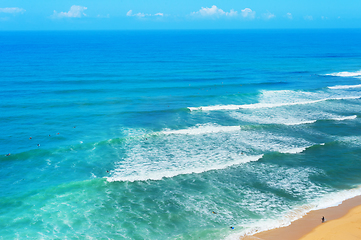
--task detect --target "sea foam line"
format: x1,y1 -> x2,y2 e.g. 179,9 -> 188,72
227,186 -> 361,240
278,146 -> 308,154
328,84 -> 361,89
332,115 -> 357,121
283,120 -> 317,126
283,115 -> 357,125
188,96 -> 361,112
162,124 -> 240,135
106,155 -> 263,182
325,70 -> 361,77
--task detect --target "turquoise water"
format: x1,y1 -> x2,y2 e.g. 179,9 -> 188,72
1,29 -> 361,239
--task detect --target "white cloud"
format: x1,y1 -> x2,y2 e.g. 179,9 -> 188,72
227,9 -> 238,17
263,12 -> 275,20
126,10 -> 163,18
194,5 -> 225,17
0,7 -> 25,14
126,10 -> 133,16
241,8 -> 255,19
304,15 -> 313,20
286,13 -> 292,19
191,5 -> 238,18
52,5 -> 87,18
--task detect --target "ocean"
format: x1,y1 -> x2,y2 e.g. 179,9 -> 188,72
1,29 -> 361,239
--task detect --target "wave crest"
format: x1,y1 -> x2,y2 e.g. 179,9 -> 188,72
328,84 -> 361,89
106,155 -> 263,182
325,70 -> 361,77
188,96 -> 361,112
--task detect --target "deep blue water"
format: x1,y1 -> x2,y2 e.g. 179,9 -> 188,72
1,29 -> 361,239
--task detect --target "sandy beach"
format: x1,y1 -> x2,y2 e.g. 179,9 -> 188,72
241,195 -> 361,240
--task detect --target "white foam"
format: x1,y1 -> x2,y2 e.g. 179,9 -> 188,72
162,124 -> 240,135
188,96 -> 361,112
279,115 -> 356,126
106,154 -> 263,182
278,146 -> 308,154
312,186 -> 361,210
325,70 -> 361,77
106,124 -> 312,183
283,120 -> 317,126
328,84 -> 361,89
225,186 -> 361,240
331,115 -> 357,121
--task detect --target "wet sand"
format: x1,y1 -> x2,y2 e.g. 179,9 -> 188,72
241,195 -> 361,240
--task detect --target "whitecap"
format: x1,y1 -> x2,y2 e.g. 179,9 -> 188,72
106,154 -> 263,182
328,84 -> 361,89
325,70 -> 361,77
162,124 -> 240,135
283,120 -> 317,126
188,96 -> 361,112
331,115 -> 357,121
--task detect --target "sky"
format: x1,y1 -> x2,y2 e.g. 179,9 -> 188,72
0,0 -> 360,30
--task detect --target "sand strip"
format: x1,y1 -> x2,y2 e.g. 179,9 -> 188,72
241,195 -> 361,240
299,204 -> 361,240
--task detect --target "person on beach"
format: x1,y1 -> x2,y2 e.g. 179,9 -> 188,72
322,216 -> 325,223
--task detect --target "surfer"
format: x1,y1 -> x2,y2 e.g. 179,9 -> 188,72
322,216 -> 325,223
5,153 -> 10,156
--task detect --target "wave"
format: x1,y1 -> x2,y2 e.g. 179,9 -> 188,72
106,126 -> 314,183
282,115 -> 357,126
283,120 -> 317,126
278,146 -> 308,154
106,154 -> 263,182
331,115 -> 357,121
162,124 -> 240,135
188,96 -> 361,111
228,186 -> 361,240
328,84 -> 361,89
325,70 -> 361,77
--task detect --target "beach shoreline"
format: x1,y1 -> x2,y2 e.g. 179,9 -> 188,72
240,195 -> 361,240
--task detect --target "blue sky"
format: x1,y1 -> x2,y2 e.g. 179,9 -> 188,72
0,0 -> 360,30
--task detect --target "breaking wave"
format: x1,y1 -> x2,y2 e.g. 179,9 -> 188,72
188,96 -> 361,112
106,155 -> 263,182
328,84 -> 361,89
325,70 -> 361,78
